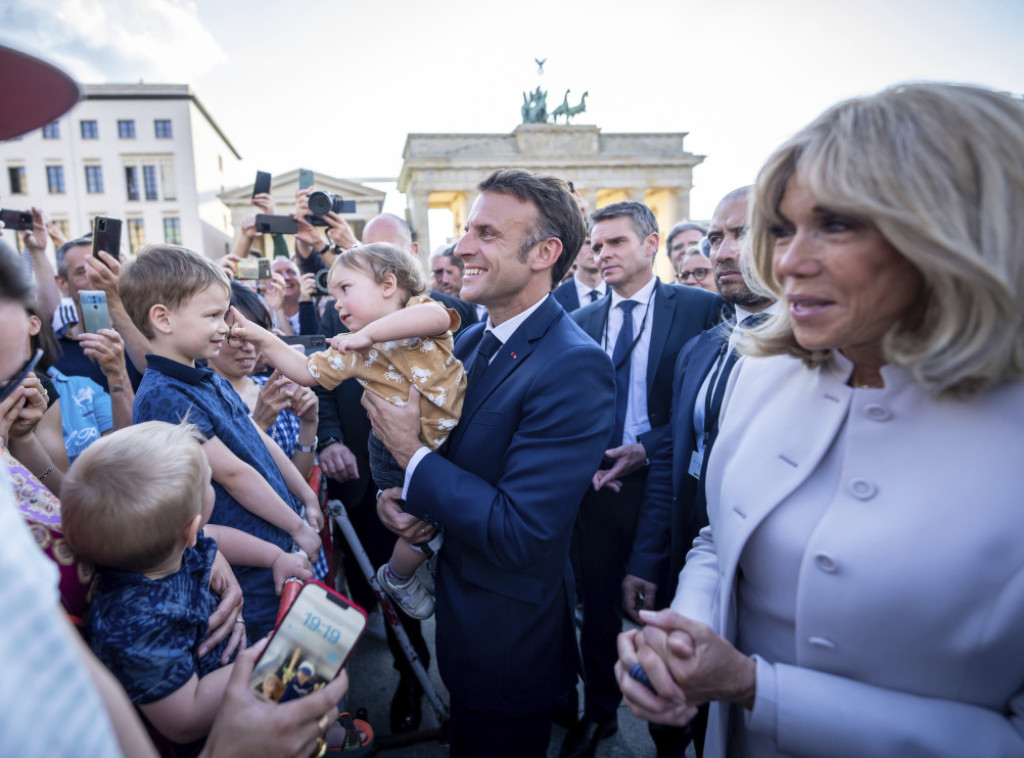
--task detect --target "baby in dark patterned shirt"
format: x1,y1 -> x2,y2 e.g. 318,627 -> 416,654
62,420 -> 307,751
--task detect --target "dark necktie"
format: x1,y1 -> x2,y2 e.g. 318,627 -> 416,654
588,289 -> 600,303
611,300 -> 638,446
741,312 -> 769,329
467,331 -> 502,392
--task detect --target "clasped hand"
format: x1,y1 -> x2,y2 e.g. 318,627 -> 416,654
615,609 -> 757,727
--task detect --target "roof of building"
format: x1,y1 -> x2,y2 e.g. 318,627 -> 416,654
82,83 -> 241,160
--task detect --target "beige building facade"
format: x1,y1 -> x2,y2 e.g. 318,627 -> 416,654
398,123 -> 704,281
0,83 -> 244,258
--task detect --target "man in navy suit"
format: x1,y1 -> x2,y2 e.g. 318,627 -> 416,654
364,169 -> 616,757
561,202 -> 723,758
553,234 -> 605,312
622,187 -> 774,757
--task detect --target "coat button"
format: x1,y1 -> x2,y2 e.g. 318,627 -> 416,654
849,478 -> 878,500
808,636 -> 836,650
815,553 -> 838,573
864,404 -> 892,421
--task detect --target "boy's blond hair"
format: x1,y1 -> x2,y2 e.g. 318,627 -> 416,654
331,242 -> 427,302
118,244 -> 230,338
62,421 -> 209,572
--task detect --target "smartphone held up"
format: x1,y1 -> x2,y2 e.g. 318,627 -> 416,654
79,290 -> 112,333
92,216 -> 122,262
235,257 -> 271,280
249,580 -> 366,704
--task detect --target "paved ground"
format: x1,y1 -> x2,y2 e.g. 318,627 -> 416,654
343,611 -> 693,757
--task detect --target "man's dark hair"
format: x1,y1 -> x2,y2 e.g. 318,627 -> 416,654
0,243 -> 33,307
478,169 -> 586,286
589,201 -> 659,241
665,221 -> 708,260
56,234 -> 93,279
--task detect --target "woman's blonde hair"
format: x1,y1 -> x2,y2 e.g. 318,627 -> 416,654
330,242 -> 427,301
745,82 -> 1024,398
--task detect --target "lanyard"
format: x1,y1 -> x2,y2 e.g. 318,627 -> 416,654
602,296 -> 653,371
701,331 -> 732,447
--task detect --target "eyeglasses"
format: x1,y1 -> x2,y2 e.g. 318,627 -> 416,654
676,267 -> 710,283
0,348 -> 43,405
225,333 -> 250,349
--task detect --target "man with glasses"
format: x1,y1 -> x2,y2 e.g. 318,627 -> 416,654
553,234 -> 605,312
622,186 -> 776,757
676,248 -> 718,293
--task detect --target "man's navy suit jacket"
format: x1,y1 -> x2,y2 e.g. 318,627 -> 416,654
570,278 -> 724,456
627,319 -> 735,596
552,278 -> 581,312
403,294 -> 615,714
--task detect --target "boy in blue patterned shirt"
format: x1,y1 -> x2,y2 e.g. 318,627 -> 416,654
61,421 -> 310,750
119,244 -> 323,637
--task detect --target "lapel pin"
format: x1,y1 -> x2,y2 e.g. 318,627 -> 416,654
510,352 -> 517,359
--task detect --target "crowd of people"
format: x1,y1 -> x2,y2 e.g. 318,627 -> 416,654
3,42 -> 1023,758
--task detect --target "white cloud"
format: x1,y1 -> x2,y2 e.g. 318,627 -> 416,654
0,0 -> 226,83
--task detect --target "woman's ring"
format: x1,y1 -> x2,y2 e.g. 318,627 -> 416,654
312,736 -> 327,758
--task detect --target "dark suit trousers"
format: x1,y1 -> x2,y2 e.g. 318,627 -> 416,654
449,696 -> 553,758
575,468 -> 648,722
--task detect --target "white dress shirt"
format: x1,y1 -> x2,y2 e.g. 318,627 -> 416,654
605,276 -> 657,447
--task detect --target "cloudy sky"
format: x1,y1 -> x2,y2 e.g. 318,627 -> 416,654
3,0 -> 1023,221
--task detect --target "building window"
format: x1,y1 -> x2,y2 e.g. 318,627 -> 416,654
85,165 -> 104,194
50,218 -> 70,241
42,121 -> 60,139
117,120 -> 136,139
80,120 -> 98,139
160,160 -> 176,200
154,119 -> 172,138
8,166 -> 26,194
126,218 -> 146,253
125,166 -> 139,201
46,166 -> 65,194
143,165 -> 159,201
163,217 -> 182,245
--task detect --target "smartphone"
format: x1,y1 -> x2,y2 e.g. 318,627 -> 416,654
92,216 -> 122,262
282,334 -> 327,356
0,209 -> 33,231
79,290 -> 112,333
255,214 -> 298,235
236,257 -> 271,280
253,170 -> 272,198
298,168 -> 315,190
250,581 -> 366,703
0,348 -> 43,405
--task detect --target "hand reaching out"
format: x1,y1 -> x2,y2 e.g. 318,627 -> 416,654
327,331 -> 373,358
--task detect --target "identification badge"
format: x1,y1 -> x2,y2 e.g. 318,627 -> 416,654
688,450 -> 704,480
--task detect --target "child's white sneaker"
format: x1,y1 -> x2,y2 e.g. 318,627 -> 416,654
376,564 -> 434,620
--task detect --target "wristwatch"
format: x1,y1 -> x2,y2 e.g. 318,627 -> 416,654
317,436 -> 341,453
295,437 -> 318,454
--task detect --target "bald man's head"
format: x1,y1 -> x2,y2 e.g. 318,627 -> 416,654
362,213 -> 418,255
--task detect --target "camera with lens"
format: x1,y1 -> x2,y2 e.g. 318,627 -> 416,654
315,268 -> 331,297
306,191 -> 356,226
